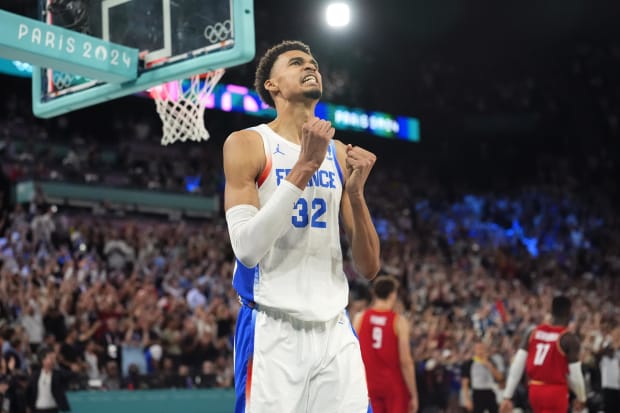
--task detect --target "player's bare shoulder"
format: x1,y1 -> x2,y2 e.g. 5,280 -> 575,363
224,129 -> 264,157
223,128 -> 266,176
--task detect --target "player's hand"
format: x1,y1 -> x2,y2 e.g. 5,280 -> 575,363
464,398 -> 473,412
345,144 -> 376,196
499,399 -> 513,413
409,396 -> 419,413
300,117 -> 334,170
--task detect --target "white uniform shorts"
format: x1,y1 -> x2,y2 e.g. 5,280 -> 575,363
234,303 -> 372,413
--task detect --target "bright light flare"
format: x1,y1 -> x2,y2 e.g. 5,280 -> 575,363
326,3 -> 350,28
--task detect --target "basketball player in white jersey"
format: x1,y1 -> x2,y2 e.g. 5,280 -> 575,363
224,40 -> 381,413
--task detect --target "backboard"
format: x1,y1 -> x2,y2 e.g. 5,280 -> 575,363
32,0 -> 255,118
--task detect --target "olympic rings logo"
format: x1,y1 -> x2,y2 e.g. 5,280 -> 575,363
204,20 -> 232,44
53,71 -> 74,90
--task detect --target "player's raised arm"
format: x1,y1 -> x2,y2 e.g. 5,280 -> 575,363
224,129 -> 302,268
334,140 -> 381,280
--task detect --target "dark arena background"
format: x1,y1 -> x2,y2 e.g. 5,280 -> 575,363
0,1 -> 619,412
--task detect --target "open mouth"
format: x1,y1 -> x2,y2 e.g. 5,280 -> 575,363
302,74 -> 319,85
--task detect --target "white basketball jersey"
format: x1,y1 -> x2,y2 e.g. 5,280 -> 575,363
232,124 -> 349,322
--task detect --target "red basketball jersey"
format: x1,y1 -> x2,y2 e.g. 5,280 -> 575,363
525,324 -> 569,385
358,309 -> 406,390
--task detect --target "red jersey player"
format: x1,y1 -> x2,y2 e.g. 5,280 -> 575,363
353,276 -> 419,413
500,295 -> 586,413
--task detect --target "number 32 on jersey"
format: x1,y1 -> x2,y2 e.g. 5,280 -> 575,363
292,197 -> 327,228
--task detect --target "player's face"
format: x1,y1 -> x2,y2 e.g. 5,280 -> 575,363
269,50 -> 322,103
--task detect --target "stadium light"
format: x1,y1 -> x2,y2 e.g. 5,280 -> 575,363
325,2 -> 350,28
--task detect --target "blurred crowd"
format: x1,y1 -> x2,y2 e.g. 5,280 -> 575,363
0,105 -> 223,196
0,203 -> 238,392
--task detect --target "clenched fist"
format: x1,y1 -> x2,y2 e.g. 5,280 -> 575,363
345,144 -> 376,196
300,118 -> 335,170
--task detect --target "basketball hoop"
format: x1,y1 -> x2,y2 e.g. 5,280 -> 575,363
148,69 -> 225,146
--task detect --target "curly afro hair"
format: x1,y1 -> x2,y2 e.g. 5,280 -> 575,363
254,40 -> 313,108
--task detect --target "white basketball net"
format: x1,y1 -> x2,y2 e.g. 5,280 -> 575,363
148,68 -> 225,145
